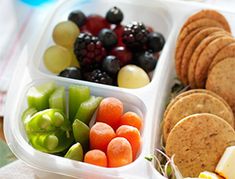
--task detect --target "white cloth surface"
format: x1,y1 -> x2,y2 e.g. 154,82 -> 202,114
0,0 -> 235,178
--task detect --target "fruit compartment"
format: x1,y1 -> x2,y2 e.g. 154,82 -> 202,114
4,77 -> 157,178
29,0 -> 172,89
145,1 -> 235,178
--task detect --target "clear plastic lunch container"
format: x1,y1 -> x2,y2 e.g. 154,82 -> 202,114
4,0 -> 235,178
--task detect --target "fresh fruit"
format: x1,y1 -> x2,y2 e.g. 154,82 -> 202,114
146,26 -> 154,33
85,15 -> 110,36
44,45 -> 72,74
68,10 -> 86,28
68,48 -> 80,67
113,25 -> 125,46
117,65 -> 150,88
90,122 -> 116,152
98,29 -> 117,49
102,55 -> 120,76
120,112 -> 143,131
64,142 -> 84,161
116,125 -> 141,159
84,149 -> 107,167
74,96 -> 103,125
52,21 -> 80,48
84,69 -> 113,85
69,85 -> 90,121
107,137 -> 133,167
122,22 -> 149,50
96,97 -> 123,130
147,32 -> 165,52
59,67 -> 82,80
135,51 -> 157,72
27,82 -> 56,111
110,46 -> 132,66
72,119 -> 90,150
105,6 -> 123,24
74,33 -> 106,71
49,86 -> 66,113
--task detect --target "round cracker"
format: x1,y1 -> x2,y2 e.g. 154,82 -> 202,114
188,31 -> 229,88
195,36 -> 235,88
180,27 -> 225,85
163,89 -> 234,121
180,9 -> 231,33
175,28 -> 203,81
163,92 -> 234,142
165,113 -> 235,177
179,18 -> 224,43
175,18 -> 224,81
206,58 -> 235,114
209,42 -> 235,72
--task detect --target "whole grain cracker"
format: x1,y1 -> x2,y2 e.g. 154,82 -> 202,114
175,28 -> 203,81
165,113 -> 235,177
175,18 -> 224,79
180,9 -> 231,33
206,58 -> 235,115
188,31 -> 229,88
180,27 -> 225,85
195,36 -> 235,88
163,89 -> 234,123
209,42 -> 235,72
163,92 -> 234,143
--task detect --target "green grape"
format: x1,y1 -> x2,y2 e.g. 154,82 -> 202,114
52,21 -> 80,48
68,48 -> 80,67
43,45 -> 72,73
117,65 -> 150,88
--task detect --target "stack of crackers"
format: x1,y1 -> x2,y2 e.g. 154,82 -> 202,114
162,89 -> 235,177
175,9 -> 235,116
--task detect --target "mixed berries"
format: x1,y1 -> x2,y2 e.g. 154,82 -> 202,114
44,6 -> 165,88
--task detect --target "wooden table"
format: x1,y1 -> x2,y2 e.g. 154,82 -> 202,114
0,117 -> 5,141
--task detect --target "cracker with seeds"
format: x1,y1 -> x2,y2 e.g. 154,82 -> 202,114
195,36 -> 234,88
206,58 -> 235,115
163,92 -> 234,142
165,113 -> 235,177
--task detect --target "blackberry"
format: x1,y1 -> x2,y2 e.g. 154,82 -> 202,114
74,33 -> 106,71
84,69 -> 113,85
122,22 -> 149,50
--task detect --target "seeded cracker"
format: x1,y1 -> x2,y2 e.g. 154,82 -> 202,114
206,58 -> 235,115
180,27 -> 225,85
165,113 -> 235,177
163,92 -> 234,142
195,36 -> 234,88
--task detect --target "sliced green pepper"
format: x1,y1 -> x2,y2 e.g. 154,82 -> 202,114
23,108 -> 73,154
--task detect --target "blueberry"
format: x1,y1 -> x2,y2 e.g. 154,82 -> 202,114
102,55 -> 120,75
98,29 -> 117,49
147,32 -> 165,52
106,6 -> 123,24
59,67 -> 82,80
136,51 -> 157,72
68,10 -> 86,27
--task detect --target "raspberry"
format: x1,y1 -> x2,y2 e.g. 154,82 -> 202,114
122,22 -> 149,50
84,69 -> 113,85
74,33 -> 106,71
